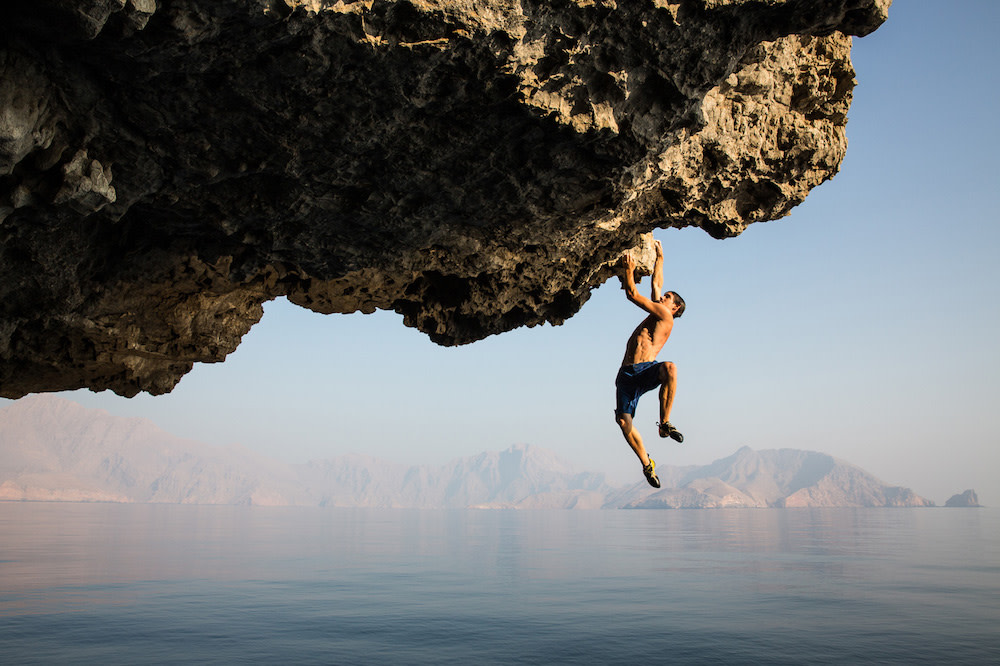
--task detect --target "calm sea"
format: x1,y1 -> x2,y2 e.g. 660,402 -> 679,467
0,503 -> 997,665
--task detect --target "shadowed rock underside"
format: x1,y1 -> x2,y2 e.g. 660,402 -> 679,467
0,0 -> 890,397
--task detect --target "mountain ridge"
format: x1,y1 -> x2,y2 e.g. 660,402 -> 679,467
0,396 -> 953,509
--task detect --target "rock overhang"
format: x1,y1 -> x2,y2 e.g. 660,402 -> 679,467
0,0 -> 891,398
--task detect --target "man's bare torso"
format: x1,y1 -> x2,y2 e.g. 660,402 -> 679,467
622,313 -> 673,366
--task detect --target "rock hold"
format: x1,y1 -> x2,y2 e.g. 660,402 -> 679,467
53,150 -> 117,213
0,0 -> 891,397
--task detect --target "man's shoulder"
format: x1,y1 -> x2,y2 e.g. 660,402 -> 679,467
648,309 -> 674,324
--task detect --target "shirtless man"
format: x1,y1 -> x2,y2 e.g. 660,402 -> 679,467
615,240 -> 686,488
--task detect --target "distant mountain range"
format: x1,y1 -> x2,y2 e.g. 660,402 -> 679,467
0,396 -> 963,509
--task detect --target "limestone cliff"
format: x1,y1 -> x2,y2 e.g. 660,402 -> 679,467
0,0 -> 890,397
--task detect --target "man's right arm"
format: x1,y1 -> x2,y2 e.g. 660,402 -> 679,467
623,253 -> 670,319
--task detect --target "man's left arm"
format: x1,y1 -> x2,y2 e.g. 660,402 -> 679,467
651,240 -> 663,302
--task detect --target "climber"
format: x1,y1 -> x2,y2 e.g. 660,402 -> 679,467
614,240 -> 686,489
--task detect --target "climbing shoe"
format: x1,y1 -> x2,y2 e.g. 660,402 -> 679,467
643,457 -> 661,489
658,421 -> 684,443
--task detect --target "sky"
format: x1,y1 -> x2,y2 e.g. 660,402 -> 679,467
4,1 -> 999,505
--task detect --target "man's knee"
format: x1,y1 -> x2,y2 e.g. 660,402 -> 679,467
660,361 -> 677,382
615,412 -> 633,432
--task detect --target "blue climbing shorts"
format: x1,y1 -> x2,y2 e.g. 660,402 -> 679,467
615,361 -> 664,418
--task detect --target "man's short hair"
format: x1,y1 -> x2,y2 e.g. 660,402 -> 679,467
668,291 -> 686,318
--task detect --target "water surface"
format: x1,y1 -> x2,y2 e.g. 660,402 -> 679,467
1,504 -> 997,664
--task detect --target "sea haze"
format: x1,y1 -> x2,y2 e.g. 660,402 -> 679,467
0,504 -> 997,665
0,396 -> 963,508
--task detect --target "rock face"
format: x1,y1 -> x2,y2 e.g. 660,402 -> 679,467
945,490 -> 981,508
0,0 -> 890,397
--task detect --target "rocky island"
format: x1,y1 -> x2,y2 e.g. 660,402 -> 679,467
1,0 -> 891,398
945,490 -> 981,508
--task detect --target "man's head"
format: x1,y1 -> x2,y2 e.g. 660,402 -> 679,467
661,291 -> 685,318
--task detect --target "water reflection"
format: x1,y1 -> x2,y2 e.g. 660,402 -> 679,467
1,504 -> 997,613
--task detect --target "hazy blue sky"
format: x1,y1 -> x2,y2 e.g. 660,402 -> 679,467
6,1 -> 999,504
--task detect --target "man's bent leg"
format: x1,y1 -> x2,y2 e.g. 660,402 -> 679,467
657,362 -> 684,442
658,362 -> 677,424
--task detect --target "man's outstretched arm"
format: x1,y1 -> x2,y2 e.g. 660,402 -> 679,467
623,252 -> 671,319
651,240 -> 663,302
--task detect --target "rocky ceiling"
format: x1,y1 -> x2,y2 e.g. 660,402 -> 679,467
0,0 -> 890,397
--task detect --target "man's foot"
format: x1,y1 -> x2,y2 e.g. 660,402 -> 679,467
658,421 -> 684,443
643,458 -> 661,489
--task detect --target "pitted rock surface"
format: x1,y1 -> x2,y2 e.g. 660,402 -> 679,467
0,0 -> 890,397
